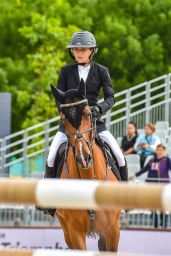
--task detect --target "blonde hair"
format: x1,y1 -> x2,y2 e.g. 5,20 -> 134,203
145,123 -> 156,132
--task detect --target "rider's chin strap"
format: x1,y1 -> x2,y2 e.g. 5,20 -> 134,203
75,60 -> 91,66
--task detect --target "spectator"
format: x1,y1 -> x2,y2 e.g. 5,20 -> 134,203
134,123 -> 160,167
129,144 -> 171,228
121,122 -> 138,155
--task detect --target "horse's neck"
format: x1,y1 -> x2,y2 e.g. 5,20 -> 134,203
92,143 -> 108,180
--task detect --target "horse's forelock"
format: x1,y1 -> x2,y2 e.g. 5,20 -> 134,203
60,87 -> 87,129
62,103 -> 87,129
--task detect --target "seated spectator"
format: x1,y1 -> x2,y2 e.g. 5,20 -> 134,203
134,123 -> 160,167
121,122 -> 138,155
129,144 -> 171,228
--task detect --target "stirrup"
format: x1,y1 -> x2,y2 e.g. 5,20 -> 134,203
35,206 -> 56,218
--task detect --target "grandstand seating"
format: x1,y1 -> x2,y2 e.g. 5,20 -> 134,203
137,129 -> 144,135
156,121 -> 169,131
125,154 -> 141,176
167,147 -> 171,158
143,155 -> 154,166
116,137 -> 122,147
155,129 -> 168,144
0,74 -> 171,228
127,163 -> 140,176
0,73 -> 171,179
125,154 -> 140,165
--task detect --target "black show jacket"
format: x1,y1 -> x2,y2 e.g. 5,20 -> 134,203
56,62 -> 115,133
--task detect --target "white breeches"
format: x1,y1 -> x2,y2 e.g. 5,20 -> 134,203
98,131 -> 125,166
47,130 -> 125,167
47,131 -> 67,167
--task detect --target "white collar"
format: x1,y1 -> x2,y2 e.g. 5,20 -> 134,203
78,64 -> 91,71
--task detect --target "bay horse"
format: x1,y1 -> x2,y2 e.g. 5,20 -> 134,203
50,79 -> 121,251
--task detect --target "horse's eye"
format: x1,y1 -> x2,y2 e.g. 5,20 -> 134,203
84,112 -> 91,119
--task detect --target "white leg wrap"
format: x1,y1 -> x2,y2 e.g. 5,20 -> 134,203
98,130 -> 125,166
47,131 -> 67,167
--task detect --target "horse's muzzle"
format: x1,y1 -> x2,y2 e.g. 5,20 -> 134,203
76,154 -> 92,169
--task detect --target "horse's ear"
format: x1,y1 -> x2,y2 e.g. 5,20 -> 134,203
77,79 -> 86,97
50,83 -> 65,102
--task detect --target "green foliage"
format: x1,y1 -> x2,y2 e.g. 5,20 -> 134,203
0,0 -> 171,132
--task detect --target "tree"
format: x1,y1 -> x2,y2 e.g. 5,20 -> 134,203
0,0 -> 171,132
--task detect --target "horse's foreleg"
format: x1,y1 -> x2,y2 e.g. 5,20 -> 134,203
57,212 -> 73,249
68,228 -> 87,250
106,221 -> 120,252
98,234 -> 106,251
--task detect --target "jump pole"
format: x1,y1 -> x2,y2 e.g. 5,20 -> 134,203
0,179 -> 171,211
0,249 -> 143,256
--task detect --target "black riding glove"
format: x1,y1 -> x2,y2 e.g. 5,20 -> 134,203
90,106 -> 101,119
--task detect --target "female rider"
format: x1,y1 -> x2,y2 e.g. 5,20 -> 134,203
46,31 -> 127,180
39,31 -> 128,216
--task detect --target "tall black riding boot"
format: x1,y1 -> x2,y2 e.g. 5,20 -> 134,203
35,163 -> 56,217
44,163 -> 54,178
120,165 -> 128,181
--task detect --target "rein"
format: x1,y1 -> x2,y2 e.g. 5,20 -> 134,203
61,98 -> 96,156
62,118 -> 96,181
61,100 -> 111,235
61,98 -> 97,179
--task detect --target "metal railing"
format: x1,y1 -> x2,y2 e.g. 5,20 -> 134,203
0,205 -> 170,229
0,205 -> 58,226
120,210 -> 170,229
0,73 -> 171,176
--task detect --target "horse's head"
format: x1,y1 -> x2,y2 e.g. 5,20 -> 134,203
51,79 -> 94,169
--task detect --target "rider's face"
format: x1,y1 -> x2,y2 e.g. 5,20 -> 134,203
72,48 -> 93,64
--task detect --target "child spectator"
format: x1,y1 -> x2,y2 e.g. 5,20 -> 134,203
134,123 -> 160,167
129,144 -> 171,228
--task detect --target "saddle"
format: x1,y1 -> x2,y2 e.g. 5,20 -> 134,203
53,135 -> 121,180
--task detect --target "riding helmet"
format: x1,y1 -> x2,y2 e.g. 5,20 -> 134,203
66,31 -> 97,48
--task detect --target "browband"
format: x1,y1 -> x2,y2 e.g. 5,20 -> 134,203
60,99 -> 88,108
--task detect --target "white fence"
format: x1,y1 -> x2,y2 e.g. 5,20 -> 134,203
0,73 -> 171,176
0,206 -> 170,229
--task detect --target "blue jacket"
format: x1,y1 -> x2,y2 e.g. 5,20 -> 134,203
134,134 -> 160,157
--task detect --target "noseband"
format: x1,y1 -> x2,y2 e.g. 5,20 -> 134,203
65,126 -> 94,153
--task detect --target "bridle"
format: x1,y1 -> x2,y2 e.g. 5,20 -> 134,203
61,98 -> 98,234
65,126 -> 94,151
61,99 -> 96,156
